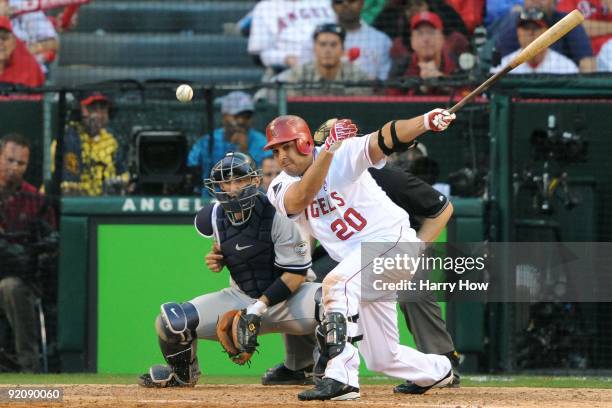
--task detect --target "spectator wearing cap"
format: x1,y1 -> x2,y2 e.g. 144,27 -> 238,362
0,0 -> 59,72
493,0 -> 595,72
299,0 -> 392,80
277,23 -> 370,96
51,93 -> 129,196
187,91 -> 269,182
390,11 -> 458,95
0,16 -> 43,87
556,0 -> 612,56
491,8 -> 578,73
374,0 -> 470,68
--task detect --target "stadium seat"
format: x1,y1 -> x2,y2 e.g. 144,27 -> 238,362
57,34 -> 253,67
49,66 -> 265,87
54,0 -> 261,86
75,1 -> 255,34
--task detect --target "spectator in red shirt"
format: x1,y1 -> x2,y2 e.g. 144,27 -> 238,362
0,133 -> 56,373
557,0 -> 612,55
0,16 -> 44,87
390,11 -> 458,95
374,0 -> 470,63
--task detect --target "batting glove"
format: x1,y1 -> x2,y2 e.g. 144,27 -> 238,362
324,119 -> 358,153
423,108 -> 456,132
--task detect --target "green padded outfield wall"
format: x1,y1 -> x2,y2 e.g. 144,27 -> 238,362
95,223 -> 426,375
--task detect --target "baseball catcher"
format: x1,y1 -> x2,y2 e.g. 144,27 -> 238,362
138,152 -> 320,388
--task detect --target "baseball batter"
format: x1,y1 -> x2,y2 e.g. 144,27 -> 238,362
264,109 -> 456,400
138,153 -> 320,388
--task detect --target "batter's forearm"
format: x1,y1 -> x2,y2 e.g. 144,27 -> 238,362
284,151 -> 334,214
369,115 -> 427,163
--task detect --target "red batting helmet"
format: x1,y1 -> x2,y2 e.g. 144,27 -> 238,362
264,115 -> 314,155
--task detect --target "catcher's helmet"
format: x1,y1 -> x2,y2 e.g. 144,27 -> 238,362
264,115 -> 313,155
204,152 -> 261,226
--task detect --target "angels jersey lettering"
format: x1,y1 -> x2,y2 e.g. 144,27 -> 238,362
267,134 -> 418,261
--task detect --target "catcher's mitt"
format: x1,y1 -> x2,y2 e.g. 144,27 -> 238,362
216,309 -> 261,365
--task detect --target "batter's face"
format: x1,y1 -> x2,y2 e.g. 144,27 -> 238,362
314,33 -> 344,69
272,141 -> 312,177
410,23 -> 444,61
0,141 -> 30,188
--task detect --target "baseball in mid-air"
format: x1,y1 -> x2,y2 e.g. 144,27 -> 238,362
176,84 -> 193,103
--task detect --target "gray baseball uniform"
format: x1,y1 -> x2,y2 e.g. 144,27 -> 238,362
192,201 -> 320,371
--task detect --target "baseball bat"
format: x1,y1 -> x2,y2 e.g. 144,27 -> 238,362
448,9 -> 584,114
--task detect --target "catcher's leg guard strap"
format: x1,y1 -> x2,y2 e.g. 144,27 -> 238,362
158,337 -> 200,385
314,286 -> 323,323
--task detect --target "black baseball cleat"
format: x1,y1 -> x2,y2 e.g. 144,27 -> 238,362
297,377 -> 360,401
262,363 -> 314,385
393,369 -> 454,395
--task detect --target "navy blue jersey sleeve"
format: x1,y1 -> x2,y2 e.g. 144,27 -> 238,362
194,203 -> 216,238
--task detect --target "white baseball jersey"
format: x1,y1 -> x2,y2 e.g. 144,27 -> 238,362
597,39 -> 612,72
248,0 -> 335,67
267,134 -> 418,262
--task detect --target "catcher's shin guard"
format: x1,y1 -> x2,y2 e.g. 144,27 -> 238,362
155,302 -> 200,385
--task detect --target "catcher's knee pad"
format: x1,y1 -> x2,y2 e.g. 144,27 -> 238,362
156,302 -> 200,343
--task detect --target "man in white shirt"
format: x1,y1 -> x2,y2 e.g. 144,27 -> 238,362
300,0 -> 392,80
248,0 -> 335,70
597,39 -> 612,72
491,8 -> 578,74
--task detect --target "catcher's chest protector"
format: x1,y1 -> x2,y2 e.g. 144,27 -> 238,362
216,196 -> 278,298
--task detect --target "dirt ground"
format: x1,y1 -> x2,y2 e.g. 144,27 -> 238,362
2,384 -> 612,408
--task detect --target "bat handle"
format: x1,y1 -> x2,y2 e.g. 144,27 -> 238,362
448,66 -> 512,114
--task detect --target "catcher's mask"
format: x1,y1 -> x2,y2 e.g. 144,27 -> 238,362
204,152 -> 262,226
